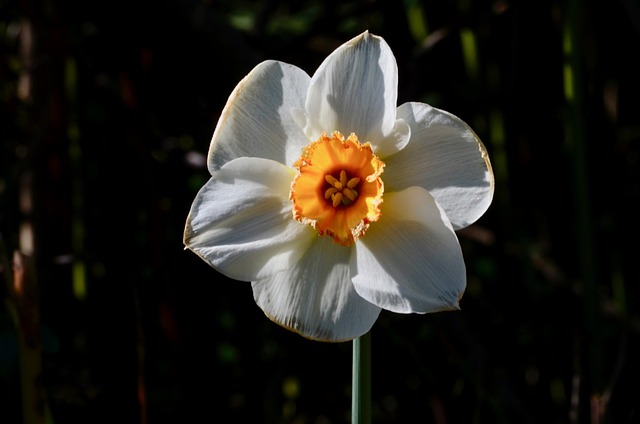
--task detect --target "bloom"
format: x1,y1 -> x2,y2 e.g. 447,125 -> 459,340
184,31 -> 493,342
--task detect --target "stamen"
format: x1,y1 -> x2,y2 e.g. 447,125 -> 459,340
325,175 -> 342,190
331,192 -> 343,207
343,188 -> 356,202
339,170 -> 347,187
324,187 -> 338,199
347,177 -> 360,188
323,169 -> 360,207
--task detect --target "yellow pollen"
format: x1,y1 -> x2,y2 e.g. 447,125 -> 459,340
290,131 -> 385,246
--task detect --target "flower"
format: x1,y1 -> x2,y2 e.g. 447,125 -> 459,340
184,31 -> 494,342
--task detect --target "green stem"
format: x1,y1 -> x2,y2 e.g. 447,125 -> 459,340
352,331 -> 372,424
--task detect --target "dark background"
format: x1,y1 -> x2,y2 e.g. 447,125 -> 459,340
2,0 -> 640,423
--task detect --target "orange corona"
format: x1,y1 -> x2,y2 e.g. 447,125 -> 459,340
290,131 -> 384,246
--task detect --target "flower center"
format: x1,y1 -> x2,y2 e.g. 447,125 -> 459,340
290,131 -> 384,246
324,170 -> 361,207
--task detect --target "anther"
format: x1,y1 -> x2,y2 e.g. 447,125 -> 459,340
325,175 -> 342,190
325,187 -> 338,199
343,188 -> 357,202
347,178 -> 360,188
339,170 -> 348,187
331,192 -> 343,207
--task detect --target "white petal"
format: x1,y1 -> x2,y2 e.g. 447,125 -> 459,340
384,102 -> 494,230
184,157 -> 315,281
252,237 -> 381,342
351,187 -> 466,314
303,31 -> 399,146
208,60 -> 310,173
374,118 -> 411,158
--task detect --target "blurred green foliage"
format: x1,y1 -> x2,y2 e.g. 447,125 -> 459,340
1,0 -> 640,423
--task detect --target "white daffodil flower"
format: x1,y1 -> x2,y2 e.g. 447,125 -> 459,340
184,31 -> 494,342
